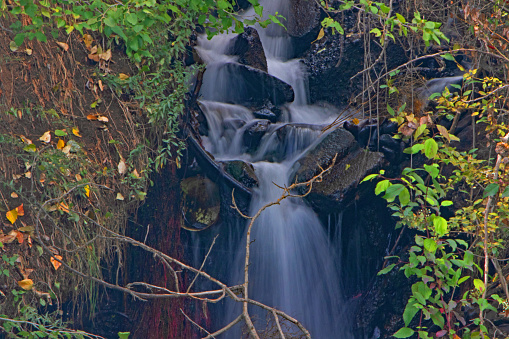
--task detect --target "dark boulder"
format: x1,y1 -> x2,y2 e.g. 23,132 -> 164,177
288,0 -> 321,37
219,160 -> 259,188
228,27 -> 268,72
243,120 -> 271,153
291,128 -> 385,211
201,63 -> 294,108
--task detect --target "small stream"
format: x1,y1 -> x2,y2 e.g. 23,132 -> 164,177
191,0 -> 355,337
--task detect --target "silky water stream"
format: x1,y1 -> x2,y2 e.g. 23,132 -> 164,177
190,1 -> 354,337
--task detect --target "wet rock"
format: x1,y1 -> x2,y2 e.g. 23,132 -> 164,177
291,128 -> 385,211
379,119 -> 398,135
228,27 -> 268,72
219,160 -> 259,188
253,107 -> 278,122
243,120 -> 271,152
288,0 -> 321,37
358,124 -> 378,147
180,176 -> 220,231
204,63 -> 294,108
378,134 -> 400,151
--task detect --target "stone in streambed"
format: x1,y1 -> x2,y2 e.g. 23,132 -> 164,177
228,27 -> 268,72
219,160 -> 259,188
291,128 -> 385,211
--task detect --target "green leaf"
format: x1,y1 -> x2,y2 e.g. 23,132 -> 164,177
403,302 -> 419,326
378,263 -> 396,275
14,33 -> 25,47
387,104 -> 395,116
118,332 -> 130,339
23,144 -> 37,153
414,123 -> 427,139
474,278 -> 485,292
375,180 -> 391,195
483,183 -> 499,198
433,216 -> 448,236
404,144 -> 424,154
360,173 -> 378,183
503,186 -> 509,198
423,164 -> 439,179
383,184 -> 405,202
396,13 -> 406,24
441,200 -> 453,206
423,138 -> 438,159
423,238 -> 437,253
54,129 -> 67,136
393,327 -> 414,338
399,187 -> 410,206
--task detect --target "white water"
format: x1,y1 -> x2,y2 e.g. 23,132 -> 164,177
195,0 -> 354,337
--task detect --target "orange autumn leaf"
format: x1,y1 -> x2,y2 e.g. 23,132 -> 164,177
58,202 -> 69,214
87,114 -> 98,120
50,255 -> 63,270
6,208 -> 18,224
57,139 -> 65,150
16,204 -> 24,216
15,230 -> 24,244
83,34 -> 93,48
18,279 -> 34,290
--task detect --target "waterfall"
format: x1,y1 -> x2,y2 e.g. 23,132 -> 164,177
192,0 -> 354,337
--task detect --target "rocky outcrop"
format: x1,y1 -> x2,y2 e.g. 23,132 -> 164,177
291,128 -> 385,211
228,27 -> 268,72
242,119 -> 271,153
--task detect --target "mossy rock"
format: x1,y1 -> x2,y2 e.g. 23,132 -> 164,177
181,176 -> 220,231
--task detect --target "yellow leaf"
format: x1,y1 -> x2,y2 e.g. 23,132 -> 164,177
352,118 -> 359,125
311,28 -> 325,44
56,41 -> 69,51
72,127 -> 82,137
25,171 -> 32,178
116,193 -> 124,201
39,131 -> 51,143
25,48 -> 32,56
50,255 -> 63,270
118,73 -> 129,81
6,208 -> 18,224
62,145 -> 71,155
18,279 -> 34,290
11,192 -> 18,198
57,139 -> 65,150
84,185 -> 90,197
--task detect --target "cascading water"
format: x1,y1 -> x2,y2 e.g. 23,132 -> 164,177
193,1 -> 354,337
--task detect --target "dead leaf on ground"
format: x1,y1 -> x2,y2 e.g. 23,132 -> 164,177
11,192 -> 18,198
6,208 -> 18,224
118,73 -> 129,81
17,204 -> 24,216
97,116 -> 109,123
98,80 -> 104,91
18,279 -> 34,290
39,131 -> 51,143
50,255 -> 63,270
25,48 -> 32,56
0,231 -> 16,244
118,160 -> 127,174
57,139 -> 65,150
87,114 -> 98,120
83,34 -> 93,48
72,127 -> 82,137
116,193 -> 124,201
56,41 -> 69,51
